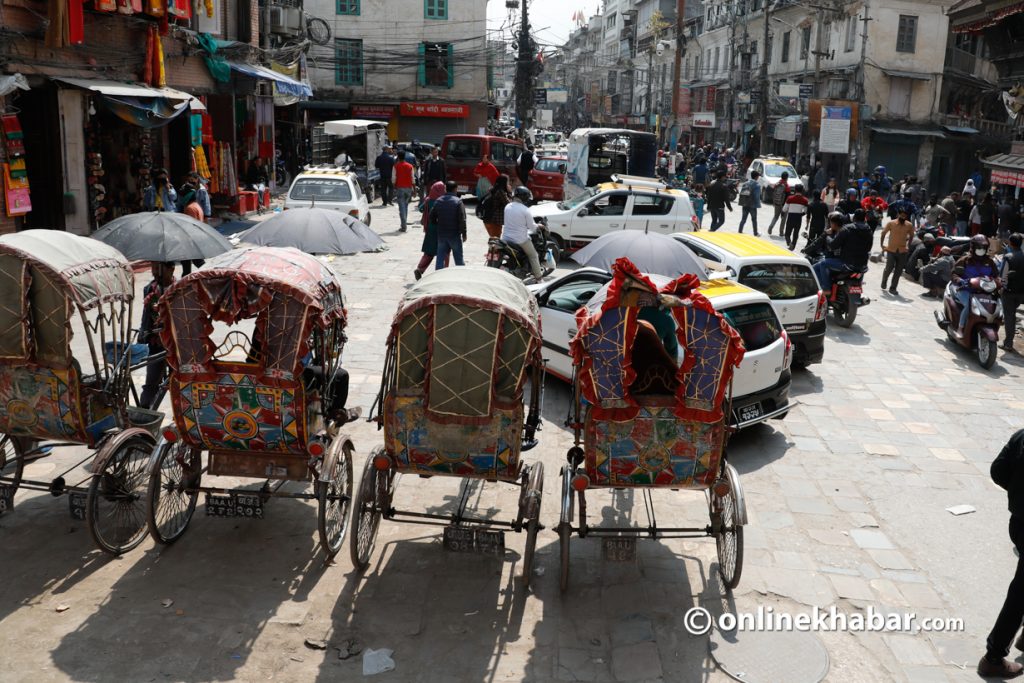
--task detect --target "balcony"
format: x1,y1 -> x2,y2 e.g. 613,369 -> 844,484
944,46 -> 999,83
937,113 -> 1014,138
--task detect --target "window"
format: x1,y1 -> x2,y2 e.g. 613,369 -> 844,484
608,71 -> 617,94
446,138 -> 481,159
630,194 -> 674,216
888,76 -> 912,117
490,141 -> 521,163
288,178 -> 353,202
823,22 -> 832,54
584,192 -> 629,216
335,38 -> 363,86
720,303 -> 782,351
739,264 -> 820,300
896,15 -> 917,53
336,0 -> 358,14
713,47 -> 720,74
845,17 -> 857,52
420,42 -> 453,88
424,0 -> 447,20
800,27 -> 811,60
781,31 -> 790,63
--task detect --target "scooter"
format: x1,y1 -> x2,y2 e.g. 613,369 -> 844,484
934,276 -> 1004,369
486,220 -> 559,283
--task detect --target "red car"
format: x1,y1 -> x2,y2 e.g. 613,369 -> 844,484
528,156 -> 567,202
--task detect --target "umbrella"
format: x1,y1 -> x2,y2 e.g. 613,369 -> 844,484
239,208 -> 384,255
91,212 -> 232,262
571,232 -> 708,279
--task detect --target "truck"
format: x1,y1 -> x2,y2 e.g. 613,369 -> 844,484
564,128 -> 658,200
311,119 -> 387,202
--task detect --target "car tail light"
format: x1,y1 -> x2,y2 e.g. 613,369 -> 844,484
373,453 -> 392,471
348,209 -> 359,218
781,329 -> 792,369
162,426 -> 178,443
691,216 -> 699,231
813,290 -> 827,322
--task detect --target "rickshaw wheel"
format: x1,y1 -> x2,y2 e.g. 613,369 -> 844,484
87,429 -> 155,556
558,465 -> 575,592
147,440 -> 202,545
350,449 -> 385,571
0,435 -> 26,508
521,462 -> 544,588
712,469 -> 744,590
317,438 -> 354,559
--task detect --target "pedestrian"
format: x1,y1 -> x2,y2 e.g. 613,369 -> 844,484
941,191 -> 959,233
374,146 -> 396,206
999,197 -> 1018,239
502,186 -> 544,280
766,172 -> 790,235
979,428 -> 1024,679
413,181 -> 449,280
906,176 -> 925,209
431,181 -> 467,269
422,147 -> 447,195
517,146 -> 537,188
820,177 -> 841,210
880,207 -> 915,295
692,157 -> 709,187
782,184 -> 809,250
812,162 -> 827,194
921,246 -> 954,297
706,170 -> 733,232
244,157 -> 270,211
481,174 -> 511,239
807,192 -> 829,243
474,154 -> 500,199
142,168 -> 177,212
963,177 -> 978,198
690,184 -> 706,229
978,193 -> 997,238
139,261 -> 175,409
393,152 -> 416,232
737,171 -> 762,236
923,194 -> 950,228
956,192 -> 974,236
1001,233 -> 1024,351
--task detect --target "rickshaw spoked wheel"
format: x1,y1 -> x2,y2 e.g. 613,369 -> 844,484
558,465 -> 575,593
520,462 -> 544,589
0,435 -> 26,509
317,437 -> 354,559
350,448 -> 387,571
146,439 -> 202,545
87,429 -> 155,556
711,467 -> 744,590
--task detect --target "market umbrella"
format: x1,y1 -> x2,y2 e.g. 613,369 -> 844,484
238,208 -> 384,255
570,231 -> 708,279
91,211 -> 232,262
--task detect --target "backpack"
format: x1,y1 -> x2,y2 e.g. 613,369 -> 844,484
738,181 -> 754,207
772,182 -> 788,206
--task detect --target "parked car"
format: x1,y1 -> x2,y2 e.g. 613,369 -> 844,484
393,140 -> 436,164
670,231 -> 826,366
528,156 -> 567,201
530,175 -> 698,254
440,134 -> 525,194
283,167 -> 371,224
530,269 -> 792,430
746,156 -> 799,190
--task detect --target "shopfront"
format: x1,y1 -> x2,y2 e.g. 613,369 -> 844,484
397,102 -> 478,144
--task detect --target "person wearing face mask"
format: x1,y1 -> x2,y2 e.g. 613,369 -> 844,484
952,235 -> 1000,336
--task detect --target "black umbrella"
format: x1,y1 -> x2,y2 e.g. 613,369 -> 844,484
238,208 -> 384,255
91,212 -> 232,262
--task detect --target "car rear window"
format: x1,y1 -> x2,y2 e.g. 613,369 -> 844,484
289,178 -> 352,202
763,164 -> 796,178
535,158 -> 565,173
720,303 -> 782,351
739,263 -> 820,300
447,139 -> 481,159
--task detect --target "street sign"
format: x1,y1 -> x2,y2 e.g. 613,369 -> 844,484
799,84 -> 814,99
533,88 -> 547,105
750,90 -> 761,104
778,83 -> 800,98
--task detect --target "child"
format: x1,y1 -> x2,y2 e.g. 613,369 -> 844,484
690,183 -> 706,230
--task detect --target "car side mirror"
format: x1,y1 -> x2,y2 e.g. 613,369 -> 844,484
558,164 -> 567,174
578,209 -> 588,218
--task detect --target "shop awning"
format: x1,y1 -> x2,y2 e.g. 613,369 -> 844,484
869,125 -> 946,138
942,124 -> 979,135
881,69 -> 932,81
227,62 -> 312,98
323,119 -> 387,137
983,152 -> 1024,188
54,77 -> 204,108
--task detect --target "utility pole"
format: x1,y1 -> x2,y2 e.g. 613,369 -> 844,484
728,0 -> 738,150
646,47 -> 654,132
809,6 -> 825,166
852,0 -> 870,178
514,0 -> 534,132
759,0 -> 772,157
672,0 -> 686,122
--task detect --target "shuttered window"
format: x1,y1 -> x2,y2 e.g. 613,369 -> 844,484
335,38 -> 363,85
425,0 -> 446,20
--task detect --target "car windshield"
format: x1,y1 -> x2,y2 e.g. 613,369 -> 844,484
720,303 -> 782,351
739,264 -> 820,300
541,133 -> 561,143
536,159 -> 565,173
289,178 -> 353,202
558,187 -> 597,210
763,164 -> 796,178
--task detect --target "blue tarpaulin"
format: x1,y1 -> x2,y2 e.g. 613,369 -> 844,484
227,61 -> 312,98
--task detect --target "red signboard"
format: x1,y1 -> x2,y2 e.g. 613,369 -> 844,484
352,104 -> 395,119
400,102 -> 469,118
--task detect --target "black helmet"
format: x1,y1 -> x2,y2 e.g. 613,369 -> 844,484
514,186 -> 533,202
971,234 -> 990,250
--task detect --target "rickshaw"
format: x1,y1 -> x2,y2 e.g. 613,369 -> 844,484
144,247 -> 356,557
558,258 -> 749,591
0,230 -> 163,555
351,267 -> 545,586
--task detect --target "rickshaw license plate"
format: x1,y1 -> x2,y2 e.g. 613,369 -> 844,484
443,527 -> 505,555
205,493 -> 264,519
68,492 -> 87,521
602,537 -> 637,562
0,485 -> 14,514
848,286 -> 863,294
739,404 -> 763,423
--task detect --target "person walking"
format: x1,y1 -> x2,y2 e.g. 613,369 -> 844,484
782,184 -> 809,250
691,157 -> 709,187
820,178 -> 841,210
374,146 -> 396,206
517,146 -> 537,188
422,147 -> 447,195
766,172 -> 790,234
393,153 -> 416,232
923,194 -> 951,228
413,181 -> 449,280
502,186 -> 544,281
956,192 -> 974,236
979,193 -> 997,238
879,207 -> 915,295
812,162 -> 827,195
979,428 -> 1024,679
431,181 -> 467,269
737,172 -> 762,236
1001,233 -> 1024,351
807,192 -> 829,243
481,174 -> 511,239
706,170 -> 733,232
474,154 -> 499,199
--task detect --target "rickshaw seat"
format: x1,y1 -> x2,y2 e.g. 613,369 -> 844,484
0,361 -> 101,444
629,320 -> 678,396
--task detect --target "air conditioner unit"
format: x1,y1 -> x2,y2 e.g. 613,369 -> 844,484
269,6 -> 287,34
283,7 -> 303,32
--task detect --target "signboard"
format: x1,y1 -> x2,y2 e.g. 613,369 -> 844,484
352,104 -> 395,119
705,86 -> 717,111
399,102 -> 469,118
819,105 -> 852,153
737,92 -> 751,105
534,88 -> 547,105
775,118 -> 799,141
799,84 -> 814,99
692,112 -> 716,128
991,168 -> 1024,188
779,84 -> 800,98
547,88 -> 568,103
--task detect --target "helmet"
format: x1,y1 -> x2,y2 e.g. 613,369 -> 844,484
923,233 -> 935,242
514,186 -> 533,203
874,165 -> 887,175
971,234 -> 990,250
846,188 -> 858,196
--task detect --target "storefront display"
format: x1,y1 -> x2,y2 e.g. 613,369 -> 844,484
2,114 -> 30,217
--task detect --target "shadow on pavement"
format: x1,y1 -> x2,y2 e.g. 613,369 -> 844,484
727,425 -> 789,474
825,321 -> 872,345
930,335 -> 1011,378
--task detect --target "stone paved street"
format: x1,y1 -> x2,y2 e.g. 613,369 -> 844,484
1,198 -> 1023,682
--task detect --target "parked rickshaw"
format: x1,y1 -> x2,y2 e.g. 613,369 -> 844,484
0,230 -> 163,555
145,247 -> 356,557
352,267 -> 545,586
559,259 -> 748,591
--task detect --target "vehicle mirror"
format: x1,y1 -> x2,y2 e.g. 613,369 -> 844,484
558,164 -> 567,174
578,209 -> 588,218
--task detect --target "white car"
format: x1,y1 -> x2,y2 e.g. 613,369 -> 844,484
747,156 -> 799,190
531,176 -> 698,254
531,268 -> 792,429
283,167 -> 371,224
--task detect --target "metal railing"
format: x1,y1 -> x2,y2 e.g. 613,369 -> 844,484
937,113 -> 1014,137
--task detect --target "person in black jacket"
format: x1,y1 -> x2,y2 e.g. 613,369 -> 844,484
1002,233 -> 1024,351
706,170 -> 733,232
810,209 -> 873,290
981,429 -> 1024,678
422,147 -> 447,195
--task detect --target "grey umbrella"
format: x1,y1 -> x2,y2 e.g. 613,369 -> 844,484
239,208 -> 384,254
91,212 -> 232,262
570,232 -> 708,279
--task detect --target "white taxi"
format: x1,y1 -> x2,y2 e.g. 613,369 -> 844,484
283,166 -> 372,224
747,156 -> 799,190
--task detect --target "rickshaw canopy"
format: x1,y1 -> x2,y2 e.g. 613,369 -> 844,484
390,267 -> 542,420
0,230 -> 133,364
159,247 -> 346,377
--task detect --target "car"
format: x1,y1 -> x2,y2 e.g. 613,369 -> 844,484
440,134 -> 525,194
530,175 -> 699,254
283,167 -> 371,224
747,156 -> 799,190
670,231 -> 826,366
530,268 -> 792,430
393,141 -> 436,164
528,156 -> 567,201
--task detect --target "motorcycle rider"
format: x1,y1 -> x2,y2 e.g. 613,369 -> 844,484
952,234 -> 1000,337
837,188 -> 861,218
861,190 -> 889,230
502,186 -> 544,281
810,209 -> 874,291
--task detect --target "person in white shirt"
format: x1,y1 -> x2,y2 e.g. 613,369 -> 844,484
502,187 -> 544,280
333,151 -> 350,168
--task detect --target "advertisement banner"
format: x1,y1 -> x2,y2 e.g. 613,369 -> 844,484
692,112 -> 716,128
352,104 -> 395,119
819,105 -> 852,153
547,88 -> 568,103
399,102 -> 469,118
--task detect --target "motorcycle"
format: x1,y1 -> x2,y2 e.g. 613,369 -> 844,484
486,219 -> 559,282
805,252 -> 870,327
934,276 -> 1004,369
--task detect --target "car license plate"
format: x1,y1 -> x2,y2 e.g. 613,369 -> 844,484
848,286 -> 862,294
443,527 -> 506,555
69,492 -> 87,521
602,537 -> 637,562
738,403 -> 763,423
205,493 -> 264,519
0,484 -> 14,514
